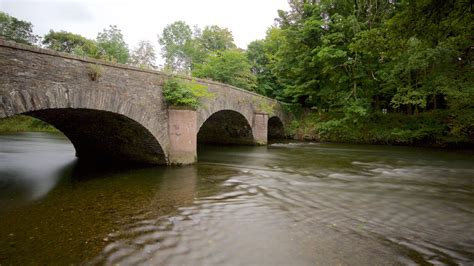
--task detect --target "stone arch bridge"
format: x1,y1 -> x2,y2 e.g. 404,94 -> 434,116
0,40 -> 289,165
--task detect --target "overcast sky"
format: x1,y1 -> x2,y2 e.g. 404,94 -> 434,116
0,0 -> 289,64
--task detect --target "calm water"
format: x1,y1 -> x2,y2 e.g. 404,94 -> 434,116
0,132 -> 473,265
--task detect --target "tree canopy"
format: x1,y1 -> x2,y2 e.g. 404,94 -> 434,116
43,30 -> 99,58
246,0 -> 473,144
0,11 -> 38,45
96,25 -> 130,63
130,40 -> 157,69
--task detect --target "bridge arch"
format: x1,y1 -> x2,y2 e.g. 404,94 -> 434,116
197,109 -> 254,145
25,108 -> 166,164
1,85 -> 169,164
268,116 -> 285,140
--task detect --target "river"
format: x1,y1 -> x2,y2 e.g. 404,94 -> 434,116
0,132 -> 473,265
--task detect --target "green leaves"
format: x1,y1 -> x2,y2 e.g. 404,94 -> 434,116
0,11 -> 38,45
159,21 -> 193,73
193,49 -> 257,92
43,30 -> 100,58
163,78 -> 214,109
96,25 -> 130,64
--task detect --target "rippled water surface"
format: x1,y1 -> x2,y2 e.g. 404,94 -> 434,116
0,132 -> 473,265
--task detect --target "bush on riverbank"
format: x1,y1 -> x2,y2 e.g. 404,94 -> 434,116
0,115 -> 57,132
287,109 -> 473,148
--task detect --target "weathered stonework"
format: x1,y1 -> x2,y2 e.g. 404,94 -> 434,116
252,113 -> 269,145
0,39 -> 289,165
168,108 -> 197,165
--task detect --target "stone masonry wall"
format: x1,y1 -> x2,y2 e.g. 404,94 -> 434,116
0,39 -> 287,164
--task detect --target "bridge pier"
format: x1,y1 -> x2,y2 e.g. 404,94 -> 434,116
168,108 -> 197,165
252,113 -> 269,145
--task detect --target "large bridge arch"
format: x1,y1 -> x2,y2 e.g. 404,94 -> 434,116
1,88 -> 169,164
25,108 -> 166,164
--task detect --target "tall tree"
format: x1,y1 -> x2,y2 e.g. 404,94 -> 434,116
197,25 -> 236,53
247,35 -> 283,98
130,40 -> 157,69
96,25 -> 129,64
0,11 -> 38,45
158,21 -> 193,73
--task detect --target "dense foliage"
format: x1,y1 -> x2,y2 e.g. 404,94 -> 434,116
192,49 -> 257,91
43,30 -> 100,58
163,78 -> 214,109
248,0 -> 473,146
0,11 -> 38,45
158,22 -> 257,91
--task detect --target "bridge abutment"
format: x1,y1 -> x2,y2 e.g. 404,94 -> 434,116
168,108 -> 197,165
252,113 -> 269,145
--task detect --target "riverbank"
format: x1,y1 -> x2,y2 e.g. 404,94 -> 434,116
0,115 -> 57,133
1,112 -> 472,149
286,110 -> 474,149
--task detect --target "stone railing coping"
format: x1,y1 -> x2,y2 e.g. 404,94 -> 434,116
0,38 -> 281,104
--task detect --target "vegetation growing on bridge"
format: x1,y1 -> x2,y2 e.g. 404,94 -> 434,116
87,64 -> 103,81
163,78 -> 214,109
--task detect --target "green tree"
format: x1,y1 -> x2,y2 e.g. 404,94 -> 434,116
43,30 -> 99,57
247,36 -> 283,97
96,25 -> 129,63
130,40 -> 157,69
158,21 -> 194,73
258,0 -> 473,144
0,11 -> 38,45
193,49 -> 257,91
197,25 -> 236,53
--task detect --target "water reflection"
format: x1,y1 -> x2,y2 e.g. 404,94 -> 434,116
0,133 -> 76,208
0,134 -> 473,265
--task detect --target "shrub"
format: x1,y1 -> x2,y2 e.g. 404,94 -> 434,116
163,78 -> 214,109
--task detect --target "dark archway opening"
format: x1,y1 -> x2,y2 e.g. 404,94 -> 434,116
24,108 -> 166,164
197,110 -> 254,145
268,116 -> 285,141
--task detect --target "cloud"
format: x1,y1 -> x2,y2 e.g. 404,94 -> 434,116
0,0 -> 289,65
1,0 -> 95,34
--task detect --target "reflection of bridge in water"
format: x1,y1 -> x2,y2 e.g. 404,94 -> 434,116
0,40 -> 288,165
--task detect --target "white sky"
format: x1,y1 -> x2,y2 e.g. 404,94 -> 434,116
0,0 -> 289,64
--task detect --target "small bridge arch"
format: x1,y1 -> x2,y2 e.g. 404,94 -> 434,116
268,116 -> 286,140
197,109 -> 254,145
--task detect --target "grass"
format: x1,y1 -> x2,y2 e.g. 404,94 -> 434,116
0,115 -> 58,133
